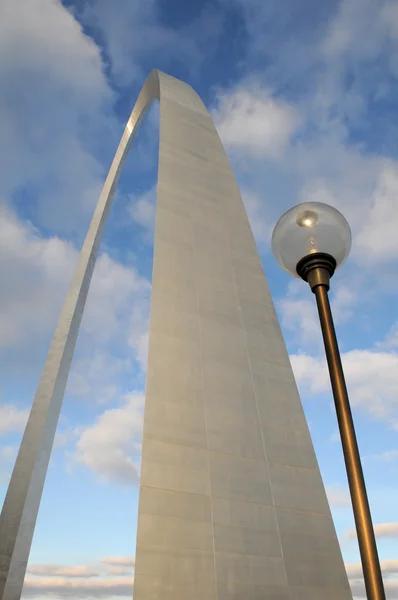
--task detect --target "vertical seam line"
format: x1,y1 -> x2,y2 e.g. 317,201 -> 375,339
222,223 -> 289,590
191,222 -> 219,600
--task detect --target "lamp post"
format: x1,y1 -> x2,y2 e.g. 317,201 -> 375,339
271,201 -> 385,600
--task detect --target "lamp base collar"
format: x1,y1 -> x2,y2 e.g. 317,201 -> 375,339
296,252 -> 336,292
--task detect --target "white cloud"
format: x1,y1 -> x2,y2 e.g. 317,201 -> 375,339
23,576 -> 133,598
278,276 -> 358,351
103,567 -> 131,577
374,450 -> 398,463
347,559 -> 398,599
0,0 -> 109,95
241,190 -> 272,245
82,253 -> 150,359
322,0 -> 385,60
278,280 -> 321,348
0,203 -> 77,351
71,392 -> 145,484
322,0 -> 398,70
99,557 -> 134,567
347,558 -> 398,578
294,151 -> 398,273
213,81 -> 300,159
295,143 -> 395,244
291,349 -> 398,427
0,445 -> 17,461
207,29 -> 398,300
331,284 -> 358,324
380,323 -> 398,350
67,352 -> 131,407
0,0 -> 114,234
222,2 -> 398,272
286,1 -> 398,266
99,557 -> 134,577
22,558 -> 134,598
26,565 -> 99,578
54,431 -> 71,450
80,0 -> 223,86
0,404 -> 69,482
382,2 -> 398,41
355,165 -> 398,262
345,522 -> 398,541
0,444 -> 18,484
0,404 -> 29,437
313,0 -> 398,135
325,483 -> 351,508
330,429 -> 341,444
128,188 -> 156,243
0,203 -> 150,406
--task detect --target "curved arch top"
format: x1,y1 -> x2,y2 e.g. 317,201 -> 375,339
0,68 -> 212,597
0,71 -> 352,600
0,68 -> 245,600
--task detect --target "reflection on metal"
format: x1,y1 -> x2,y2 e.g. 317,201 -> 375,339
0,71 -> 352,600
0,69 -> 164,600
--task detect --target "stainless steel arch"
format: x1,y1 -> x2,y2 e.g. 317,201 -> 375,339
0,69 -> 173,600
0,70 -> 352,600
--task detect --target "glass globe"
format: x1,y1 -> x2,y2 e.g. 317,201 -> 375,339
271,202 -> 351,277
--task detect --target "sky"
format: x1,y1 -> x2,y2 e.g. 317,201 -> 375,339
0,0 -> 398,598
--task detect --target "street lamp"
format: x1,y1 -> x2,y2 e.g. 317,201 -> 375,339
272,201 -> 385,600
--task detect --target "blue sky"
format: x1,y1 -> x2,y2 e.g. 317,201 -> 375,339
1,0 -> 398,598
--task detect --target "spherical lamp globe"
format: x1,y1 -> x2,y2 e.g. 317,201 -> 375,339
271,201 -> 351,278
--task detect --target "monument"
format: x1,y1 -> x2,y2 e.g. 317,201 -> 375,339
0,71 -> 352,600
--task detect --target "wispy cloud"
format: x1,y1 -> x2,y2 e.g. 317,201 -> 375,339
128,187 -> 156,243
325,483 -> 351,508
70,392 -> 145,484
79,0 -> 224,86
346,558 -> 398,599
0,202 -> 150,399
23,557 -> 134,598
0,404 -> 29,437
213,80 -> 300,160
23,576 -> 133,598
373,450 -> 398,463
26,565 -> 99,578
345,521 -> 398,542
0,0 -> 115,235
291,348 -> 398,428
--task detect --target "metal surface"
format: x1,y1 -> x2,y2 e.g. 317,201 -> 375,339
0,70 -> 352,600
296,252 -> 336,289
0,68 -> 170,600
312,273 -> 386,600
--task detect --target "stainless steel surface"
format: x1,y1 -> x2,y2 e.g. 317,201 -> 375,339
0,71 -> 352,600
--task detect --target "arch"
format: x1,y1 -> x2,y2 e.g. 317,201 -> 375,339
0,70 -> 352,600
0,69 -> 178,600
